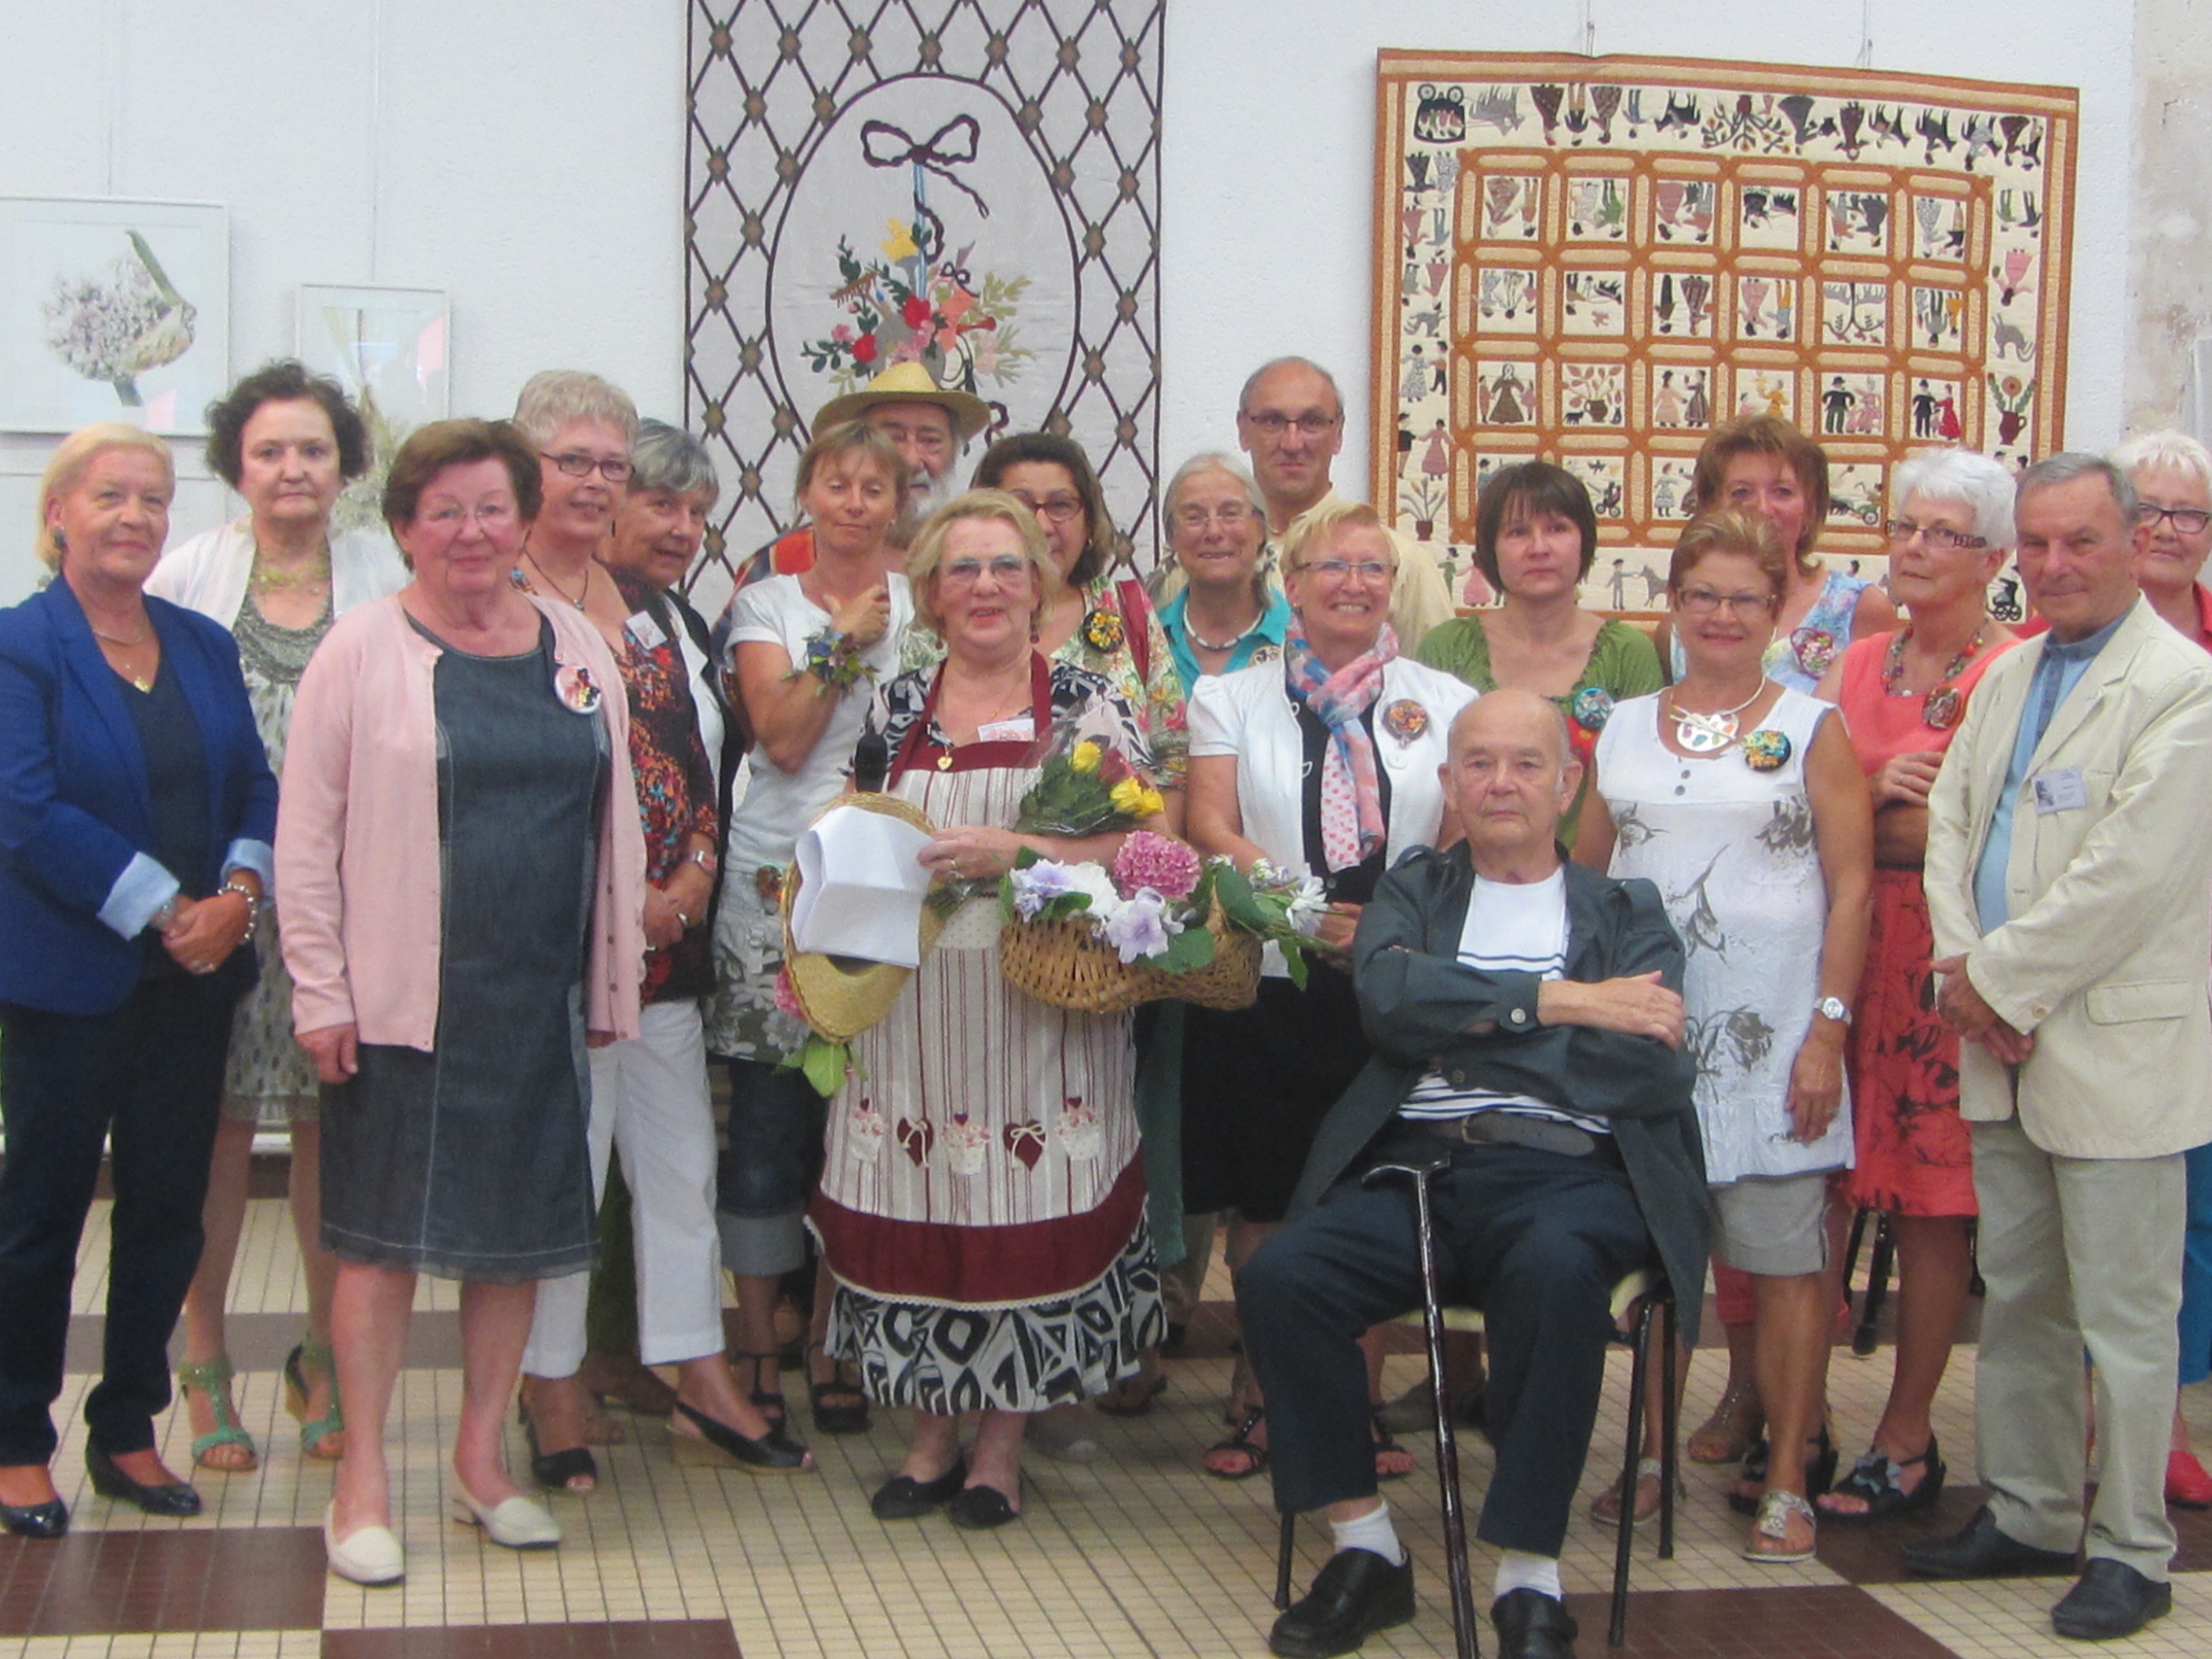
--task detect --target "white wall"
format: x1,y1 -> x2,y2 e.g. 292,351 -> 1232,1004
0,0 -> 2135,602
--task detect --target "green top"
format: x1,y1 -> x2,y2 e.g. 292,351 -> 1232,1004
1416,612 -> 1663,845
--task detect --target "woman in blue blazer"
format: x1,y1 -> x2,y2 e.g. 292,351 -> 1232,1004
0,424 -> 277,1537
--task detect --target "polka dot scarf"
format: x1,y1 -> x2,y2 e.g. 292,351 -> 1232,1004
1284,624 -> 1397,872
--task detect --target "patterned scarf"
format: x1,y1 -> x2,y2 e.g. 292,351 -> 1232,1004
1285,624 -> 1397,871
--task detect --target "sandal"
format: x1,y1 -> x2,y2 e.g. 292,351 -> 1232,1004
1204,1406 -> 1270,1481
733,1350 -> 788,1428
517,1395 -> 597,1492
1817,1437 -> 1944,1522
1588,1456 -> 1682,1525
282,1339 -> 346,1461
1687,1378 -> 1763,1465
1371,1409 -> 1415,1482
1728,1426 -> 1837,1515
807,1342 -> 870,1436
1095,1368 -> 1168,1418
178,1355 -> 258,1473
1743,1489 -> 1818,1563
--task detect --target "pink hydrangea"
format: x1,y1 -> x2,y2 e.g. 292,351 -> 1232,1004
1111,830 -> 1203,903
773,965 -> 805,1021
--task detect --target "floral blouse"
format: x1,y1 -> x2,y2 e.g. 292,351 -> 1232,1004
873,658 -> 1156,782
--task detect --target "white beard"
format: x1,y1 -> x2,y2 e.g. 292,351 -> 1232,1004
892,461 -> 962,548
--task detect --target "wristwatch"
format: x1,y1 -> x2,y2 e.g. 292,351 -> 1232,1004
1815,995 -> 1852,1025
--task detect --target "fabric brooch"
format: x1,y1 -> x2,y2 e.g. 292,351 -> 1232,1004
1569,686 -> 1614,733
1922,684 -> 1964,731
754,863 -> 786,906
1080,607 -> 1126,654
554,663 -> 602,714
1789,626 -> 1837,678
1381,698 -> 1430,744
1742,728 -> 1793,771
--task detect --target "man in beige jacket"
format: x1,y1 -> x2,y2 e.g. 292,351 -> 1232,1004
1912,452 -> 2212,1640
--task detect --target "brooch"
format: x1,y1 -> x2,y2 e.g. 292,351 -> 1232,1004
554,663 -> 602,714
1789,626 -> 1836,678
1080,607 -> 1126,654
1569,686 -> 1614,732
1922,684 -> 1963,731
753,863 -> 786,905
1382,698 -> 1430,743
1742,728 -> 1793,771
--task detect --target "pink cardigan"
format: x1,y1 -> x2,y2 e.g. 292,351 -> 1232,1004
276,592 -> 646,1049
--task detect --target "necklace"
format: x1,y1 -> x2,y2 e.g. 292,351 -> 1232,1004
89,618 -> 152,649
251,543 -> 331,591
1665,679 -> 1766,753
523,550 -> 591,610
1185,606 -> 1264,654
1881,620 -> 1987,730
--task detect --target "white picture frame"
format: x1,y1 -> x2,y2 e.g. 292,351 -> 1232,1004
0,196 -> 229,435
295,281 -> 450,430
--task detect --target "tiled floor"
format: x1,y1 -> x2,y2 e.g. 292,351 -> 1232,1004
5,1195 -> 2208,1657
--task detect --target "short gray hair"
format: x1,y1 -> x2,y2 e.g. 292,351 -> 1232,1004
1889,448 -> 2018,551
2017,451 -> 2138,524
1163,451 -> 1265,521
511,369 -> 639,449
1237,356 -> 1343,419
2112,428 -> 2212,495
631,419 -> 720,504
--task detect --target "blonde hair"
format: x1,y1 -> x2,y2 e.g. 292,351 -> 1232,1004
1282,498 -> 1395,588
904,489 -> 1056,637
511,369 -> 639,449
35,423 -> 174,570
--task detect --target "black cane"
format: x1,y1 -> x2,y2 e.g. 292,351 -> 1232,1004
1366,1155 -> 1480,1659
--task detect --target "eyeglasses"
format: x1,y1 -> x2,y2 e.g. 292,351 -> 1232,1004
1296,558 -> 1395,583
1006,490 -> 1086,526
939,555 -> 1031,585
1240,411 -> 1341,438
540,450 -> 633,483
1884,518 -> 1987,551
1173,503 -> 1256,530
1675,586 -> 1774,616
420,502 -> 518,532
2137,504 -> 2212,534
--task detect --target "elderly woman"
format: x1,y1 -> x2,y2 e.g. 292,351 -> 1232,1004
515,419 -> 806,1489
1157,452 -> 1291,689
147,361 -> 406,1475
1580,509 -> 1873,1562
0,424 -> 276,1537
813,490 -> 1166,1529
707,419 -> 913,1438
1803,451 -> 2019,1522
279,419 -> 646,1584
1182,499 -> 1474,1480
1419,461 -> 1664,843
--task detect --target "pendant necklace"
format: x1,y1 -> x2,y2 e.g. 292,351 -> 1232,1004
1881,620 -> 1987,731
1667,680 -> 1765,753
523,549 -> 591,610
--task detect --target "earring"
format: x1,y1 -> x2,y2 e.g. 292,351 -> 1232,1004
50,528 -> 66,553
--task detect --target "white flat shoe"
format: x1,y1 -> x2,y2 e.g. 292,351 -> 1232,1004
449,1485 -> 561,1549
324,1502 -> 405,1584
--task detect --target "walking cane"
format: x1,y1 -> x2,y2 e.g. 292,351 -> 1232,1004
1366,1153 -> 1480,1659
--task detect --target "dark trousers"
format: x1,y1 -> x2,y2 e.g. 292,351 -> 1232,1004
0,980 -> 231,1464
1239,1133 -> 1651,1557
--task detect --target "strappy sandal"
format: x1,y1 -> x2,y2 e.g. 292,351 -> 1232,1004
1743,1489 -> 1818,1563
517,1395 -> 597,1491
1588,1456 -> 1683,1524
178,1355 -> 258,1472
807,1342 -> 870,1435
283,1339 -> 346,1461
1728,1426 -> 1837,1515
1204,1406 -> 1269,1480
734,1350 -> 788,1428
1687,1378 -> 1763,1465
1371,1408 -> 1416,1482
1817,1437 -> 1945,1522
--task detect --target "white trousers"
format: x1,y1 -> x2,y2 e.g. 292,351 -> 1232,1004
1971,1116 -> 2185,1578
522,1001 -> 725,1376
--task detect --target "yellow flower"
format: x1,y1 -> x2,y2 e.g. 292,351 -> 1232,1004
881,218 -> 919,262
1069,741 -> 1102,774
1111,778 -> 1164,819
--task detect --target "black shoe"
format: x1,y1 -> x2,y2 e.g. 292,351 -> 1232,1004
947,1481 -> 1022,1530
1901,1505 -> 2076,1580
669,1401 -> 810,1472
1492,1588 -> 1579,1659
1,1496 -> 68,1538
870,1456 -> 968,1520
1268,1548 -> 1415,1659
85,1443 -> 201,1518
2050,1558 -> 2172,1640
519,1408 -> 598,1491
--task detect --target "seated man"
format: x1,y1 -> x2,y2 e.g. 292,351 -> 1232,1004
1240,690 -> 1708,1659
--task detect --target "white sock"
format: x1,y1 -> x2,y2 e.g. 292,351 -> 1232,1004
1494,1550 -> 1562,1601
1330,1500 -> 1408,1566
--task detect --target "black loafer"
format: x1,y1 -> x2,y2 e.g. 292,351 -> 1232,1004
1268,1547 -> 1415,1658
1902,1505 -> 2075,1580
2051,1558 -> 2171,1640
1493,1588 -> 1578,1659
946,1481 -> 1021,1530
2,1496 -> 68,1539
870,1456 -> 969,1520
85,1443 -> 201,1518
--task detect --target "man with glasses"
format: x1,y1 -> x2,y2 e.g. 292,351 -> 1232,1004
1910,453 -> 2212,1640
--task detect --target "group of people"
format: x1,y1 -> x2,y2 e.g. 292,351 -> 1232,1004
1,347 -> 2208,1659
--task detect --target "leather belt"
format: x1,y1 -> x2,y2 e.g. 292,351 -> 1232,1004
1400,1111 -> 1610,1160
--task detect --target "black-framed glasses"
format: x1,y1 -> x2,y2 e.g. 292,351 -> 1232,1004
1884,518 -> 1987,551
540,450 -> 633,483
2137,504 -> 2212,534
1240,411 -> 1341,437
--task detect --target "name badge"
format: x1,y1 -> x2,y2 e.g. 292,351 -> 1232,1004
624,610 -> 668,651
976,716 -> 1036,743
2032,767 -> 2089,813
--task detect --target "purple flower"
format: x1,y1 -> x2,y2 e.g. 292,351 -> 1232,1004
1101,888 -> 1181,963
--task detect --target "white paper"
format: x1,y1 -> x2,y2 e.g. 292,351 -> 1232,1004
791,804 -> 936,967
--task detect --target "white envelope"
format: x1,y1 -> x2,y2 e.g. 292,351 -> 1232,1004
790,803 -> 936,967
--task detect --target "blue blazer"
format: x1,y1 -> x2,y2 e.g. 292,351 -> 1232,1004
0,578 -> 279,1016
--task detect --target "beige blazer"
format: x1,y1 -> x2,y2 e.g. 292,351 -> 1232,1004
1925,597 -> 2212,1159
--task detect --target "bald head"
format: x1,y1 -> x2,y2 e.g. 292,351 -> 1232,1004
1441,690 -> 1580,876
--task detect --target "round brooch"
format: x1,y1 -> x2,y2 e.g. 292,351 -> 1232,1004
1382,698 -> 1430,743
1742,728 -> 1793,771
1080,608 -> 1126,654
1922,684 -> 1964,731
1569,686 -> 1615,732
554,663 -> 602,714
753,863 -> 786,905
1789,627 -> 1836,678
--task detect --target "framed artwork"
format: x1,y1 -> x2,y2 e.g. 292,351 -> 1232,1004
0,196 -> 229,435
1372,53 -> 2078,606
295,281 -> 449,535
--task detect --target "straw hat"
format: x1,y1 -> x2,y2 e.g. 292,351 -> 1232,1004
780,793 -> 946,1041
813,361 -> 991,442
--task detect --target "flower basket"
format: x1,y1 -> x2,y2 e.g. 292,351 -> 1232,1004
998,898 -> 1261,1014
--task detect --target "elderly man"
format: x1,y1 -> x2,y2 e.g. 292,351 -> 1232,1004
1909,453 -> 2212,1640
1239,690 -> 1708,1659
740,361 -> 987,582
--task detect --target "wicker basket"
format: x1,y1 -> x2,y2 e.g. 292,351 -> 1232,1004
998,900 -> 1262,1014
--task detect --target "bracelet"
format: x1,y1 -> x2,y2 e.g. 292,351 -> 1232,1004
798,627 -> 869,690
148,893 -> 182,936
687,845 -> 720,877
220,876 -> 263,929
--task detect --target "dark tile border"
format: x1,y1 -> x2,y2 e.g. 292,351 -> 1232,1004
0,1527 -> 325,1635
324,1621 -> 742,1657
